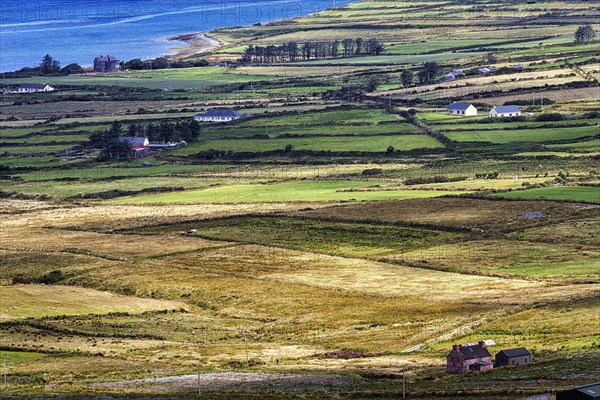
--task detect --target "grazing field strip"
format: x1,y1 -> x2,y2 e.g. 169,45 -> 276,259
548,138 -> 600,152
0,135 -> 89,145
296,198 -> 599,233
491,186 -> 600,203
0,285 -> 185,320
106,181 -> 467,204
13,164 -> 230,181
0,177 -> 228,200
201,123 -> 419,139
475,86 -> 600,104
433,118 -> 600,131
133,216 -> 469,258
235,109 -> 399,127
174,135 -> 443,154
445,126 -> 599,144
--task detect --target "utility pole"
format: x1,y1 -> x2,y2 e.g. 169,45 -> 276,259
197,368 -> 201,395
244,333 -> 249,368
402,364 -> 406,398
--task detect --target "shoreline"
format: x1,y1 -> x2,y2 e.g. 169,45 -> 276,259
167,32 -> 221,58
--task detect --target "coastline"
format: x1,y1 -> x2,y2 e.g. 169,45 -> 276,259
163,0 -> 361,60
167,32 -> 221,58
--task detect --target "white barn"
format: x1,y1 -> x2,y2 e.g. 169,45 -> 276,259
14,83 -> 55,93
448,102 -> 478,116
194,109 -> 250,123
118,137 -> 150,147
489,105 -> 521,118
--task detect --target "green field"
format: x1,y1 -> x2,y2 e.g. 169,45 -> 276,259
236,109 -> 400,127
136,216 -> 467,258
108,181 -> 466,204
493,186 -> 600,203
201,123 -> 419,139
2,67 -> 271,89
434,118 -> 600,131
445,126 -> 599,144
175,134 -> 443,154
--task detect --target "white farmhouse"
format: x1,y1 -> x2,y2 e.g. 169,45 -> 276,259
14,83 -> 55,93
194,109 -> 250,122
448,102 -> 478,116
489,105 -> 521,118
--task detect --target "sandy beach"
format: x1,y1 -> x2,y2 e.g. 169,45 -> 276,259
168,33 -> 221,58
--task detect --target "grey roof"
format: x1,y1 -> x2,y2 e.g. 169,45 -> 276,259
497,347 -> 530,358
493,105 -> 520,114
558,383 -> 600,400
575,383 -> 600,399
195,109 -> 249,118
458,344 -> 491,360
448,102 -> 473,111
118,137 -> 148,146
19,83 -> 50,89
95,55 -> 119,62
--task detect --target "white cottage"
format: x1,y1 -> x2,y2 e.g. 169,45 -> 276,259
15,83 -> 55,93
194,109 -> 250,122
448,102 -> 478,116
489,105 -> 521,118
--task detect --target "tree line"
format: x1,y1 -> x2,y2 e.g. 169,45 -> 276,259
89,120 -> 201,159
4,54 -> 84,78
242,38 -> 385,63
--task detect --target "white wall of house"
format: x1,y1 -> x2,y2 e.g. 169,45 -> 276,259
17,85 -> 54,93
489,108 -> 521,118
448,105 -> 478,116
195,116 -> 236,122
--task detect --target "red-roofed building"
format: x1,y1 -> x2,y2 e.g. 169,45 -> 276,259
129,146 -> 150,159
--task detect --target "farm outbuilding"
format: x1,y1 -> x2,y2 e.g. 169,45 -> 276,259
448,102 -> 478,116
118,137 -> 150,147
128,146 -> 150,159
194,109 -> 251,122
489,105 -> 521,118
441,70 -> 466,82
557,382 -> 600,400
478,66 -> 497,75
447,341 -> 493,374
495,347 -> 531,367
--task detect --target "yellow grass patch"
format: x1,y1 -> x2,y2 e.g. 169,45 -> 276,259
0,285 -> 186,320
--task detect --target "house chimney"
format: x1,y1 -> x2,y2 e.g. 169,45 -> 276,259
478,340 -> 486,348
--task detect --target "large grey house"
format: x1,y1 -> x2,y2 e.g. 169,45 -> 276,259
94,55 -> 120,72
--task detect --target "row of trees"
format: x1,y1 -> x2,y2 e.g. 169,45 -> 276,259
89,120 -> 201,158
242,38 -> 385,63
126,120 -> 201,143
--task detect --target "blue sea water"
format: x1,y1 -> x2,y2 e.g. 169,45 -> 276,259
0,0 -> 354,72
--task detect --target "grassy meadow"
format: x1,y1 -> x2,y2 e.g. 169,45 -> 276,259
1,0 -> 600,399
